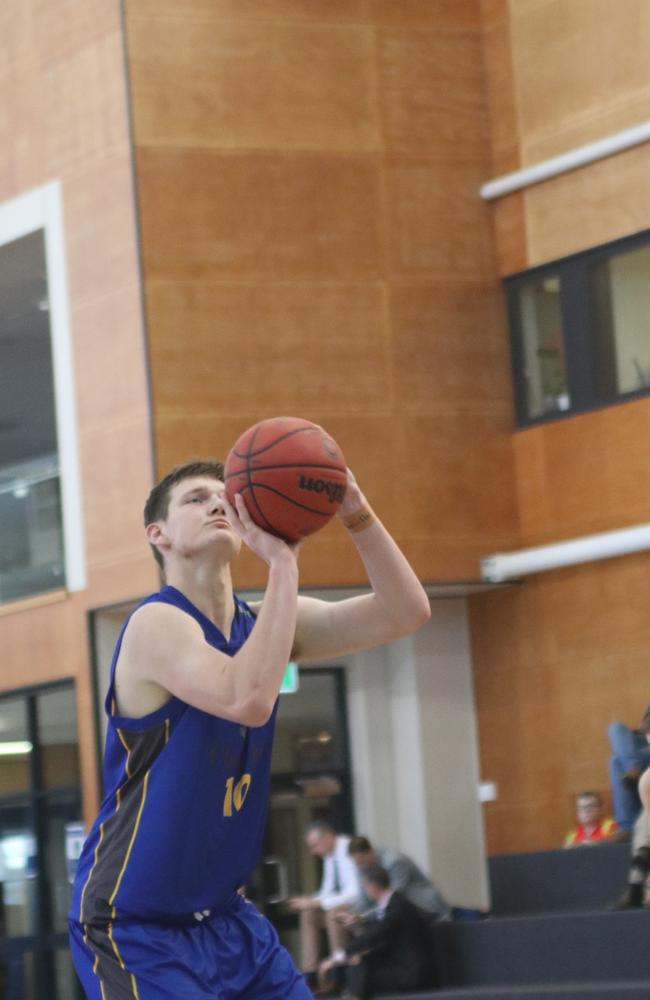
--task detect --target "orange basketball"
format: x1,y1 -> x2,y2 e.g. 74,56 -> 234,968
224,417 -> 347,542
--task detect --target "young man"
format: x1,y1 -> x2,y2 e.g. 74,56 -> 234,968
564,791 -> 619,848
319,865 -> 432,999
287,821 -> 361,986
69,459 -> 430,999
347,835 -> 450,921
608,706 -> 650,832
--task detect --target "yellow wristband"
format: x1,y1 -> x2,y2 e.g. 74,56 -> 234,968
341,504 -> 376,533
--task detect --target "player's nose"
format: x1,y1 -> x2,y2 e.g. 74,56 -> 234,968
209,491 -> 226,515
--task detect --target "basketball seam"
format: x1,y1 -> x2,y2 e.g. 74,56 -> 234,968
224,461 -> 346,479
243,425 -> 278,534
232,425 -> 322,460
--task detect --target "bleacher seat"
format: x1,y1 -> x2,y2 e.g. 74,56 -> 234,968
372,844 -> 650,1000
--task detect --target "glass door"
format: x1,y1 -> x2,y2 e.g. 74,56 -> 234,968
252,667 -> 354,956
0,683 -> 84,1000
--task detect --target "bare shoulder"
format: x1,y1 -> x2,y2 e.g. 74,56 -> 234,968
114,601 -> 202,717
120,601 -> 202,667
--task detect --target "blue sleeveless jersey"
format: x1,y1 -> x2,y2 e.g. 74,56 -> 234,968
70,585 -> 276,924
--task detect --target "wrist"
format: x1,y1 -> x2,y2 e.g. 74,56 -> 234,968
340,502 -> 377,534
267,549 -> 299,578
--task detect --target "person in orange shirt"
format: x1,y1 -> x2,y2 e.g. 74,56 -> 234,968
564,791 -> 619,847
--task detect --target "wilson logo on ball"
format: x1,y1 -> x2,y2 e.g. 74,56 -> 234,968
298,476 -> 346,504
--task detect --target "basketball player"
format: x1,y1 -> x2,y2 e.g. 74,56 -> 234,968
69,459 -> 431,999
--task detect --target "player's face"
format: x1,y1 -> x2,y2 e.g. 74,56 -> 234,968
161,477 -> 242,562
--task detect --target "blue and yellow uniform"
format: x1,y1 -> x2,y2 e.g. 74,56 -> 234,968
69,585 -> 310,999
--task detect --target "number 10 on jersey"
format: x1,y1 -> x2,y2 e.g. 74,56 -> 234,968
223,773 -> 252,817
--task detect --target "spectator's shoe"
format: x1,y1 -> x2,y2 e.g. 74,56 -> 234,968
611,883 -> 644,910
621,767 -> 642,790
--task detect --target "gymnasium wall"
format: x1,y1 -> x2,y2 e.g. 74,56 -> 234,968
0,0 -> 156,820
472,0 -> 650,853
123,0 -> 519,590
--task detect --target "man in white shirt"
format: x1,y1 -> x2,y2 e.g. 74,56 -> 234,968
288,821 -> 361,986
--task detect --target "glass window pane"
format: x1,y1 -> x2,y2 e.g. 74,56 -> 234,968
0,698 -> 31,795
54,947 -> 82,1000
272,671 -> 346,775
589,245 -> 650,397
44,794 -> 83,933
4,948 -> 36,1000
0,805 -> 38,938
38,687 -> 80,790
517,275 -> 570,419
0,230 -> 65,605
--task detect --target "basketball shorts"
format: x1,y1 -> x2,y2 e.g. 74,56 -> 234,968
69,894 -> 312,999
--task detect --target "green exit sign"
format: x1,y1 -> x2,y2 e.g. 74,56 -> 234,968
280,661 -> 299,694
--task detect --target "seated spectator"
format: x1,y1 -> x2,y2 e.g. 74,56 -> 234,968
287,821 -> 361,991
319,865 -> 432,1000
348,835 -> 451,921
564,790 -> 619,847
608,705 -> 650,832
612,807 -> 650,909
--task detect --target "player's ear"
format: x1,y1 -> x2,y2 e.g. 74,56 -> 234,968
146,521 -> 168,551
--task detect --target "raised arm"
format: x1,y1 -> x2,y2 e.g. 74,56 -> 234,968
291,471 -> 431,662
117,495 -> 299,727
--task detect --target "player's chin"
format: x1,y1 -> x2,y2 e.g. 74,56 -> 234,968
213,531 -> 242,558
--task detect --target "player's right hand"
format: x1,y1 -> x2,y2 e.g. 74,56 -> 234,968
222,492 -> 301,567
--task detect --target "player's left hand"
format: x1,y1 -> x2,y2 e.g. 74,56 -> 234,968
336,468 -> 366,518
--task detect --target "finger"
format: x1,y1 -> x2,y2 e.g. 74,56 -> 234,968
221,493 -> 243,530
234,492 -> 256,528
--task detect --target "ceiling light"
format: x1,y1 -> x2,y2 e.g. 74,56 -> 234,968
0,741 -> 32,756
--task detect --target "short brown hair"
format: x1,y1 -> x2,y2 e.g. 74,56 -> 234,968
144,459 -> 224,570
361,864 -> 390,890
576,790 -> 602,806
349,836 -> 373,856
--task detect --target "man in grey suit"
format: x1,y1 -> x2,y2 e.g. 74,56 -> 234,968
348,836 -> 451,921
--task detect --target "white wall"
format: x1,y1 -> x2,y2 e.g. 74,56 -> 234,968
345,599 -> 489,910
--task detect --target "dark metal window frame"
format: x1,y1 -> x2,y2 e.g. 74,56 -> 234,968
506,227 -> 650,428
0,679 -> 84,1000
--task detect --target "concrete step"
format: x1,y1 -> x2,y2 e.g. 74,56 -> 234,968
488,843 -> 630,916
379,980 -> 650,1000
434,909 -> 650,987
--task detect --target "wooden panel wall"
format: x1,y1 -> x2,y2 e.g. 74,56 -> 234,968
0,1 -> 157,821
124,0 -> 519,589
474,0 -> 650,852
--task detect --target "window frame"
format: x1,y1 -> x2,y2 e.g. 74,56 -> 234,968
0,182 -> 85,594
0,679 -> 84,1000
505,227 -> 650,428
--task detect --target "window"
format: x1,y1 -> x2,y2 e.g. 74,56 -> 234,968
506,230 -> 650,427
589,244 -> 650,398
0,682 -> 84,1000
0,184 -> 84,605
